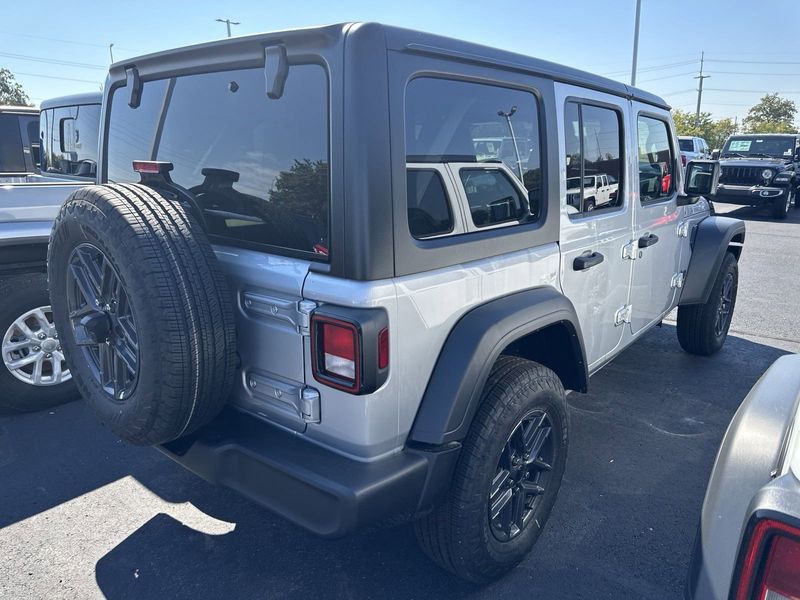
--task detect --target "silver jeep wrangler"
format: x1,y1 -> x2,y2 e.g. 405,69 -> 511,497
47,23 -> 745,582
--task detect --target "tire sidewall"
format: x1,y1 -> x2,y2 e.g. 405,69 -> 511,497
486,389 -> 568,561
454,366 -> 569,575
49,193 -> 159,435
707,253 -> 738,351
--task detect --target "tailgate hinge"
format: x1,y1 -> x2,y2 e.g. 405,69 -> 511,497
614,304 -> 632,326
296,299 -> 317,335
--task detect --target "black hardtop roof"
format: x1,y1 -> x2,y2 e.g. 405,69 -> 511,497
110,22 -> 669,110
41,92 -> 103,110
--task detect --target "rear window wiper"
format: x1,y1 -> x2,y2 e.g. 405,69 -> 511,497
748,152 -> 773,158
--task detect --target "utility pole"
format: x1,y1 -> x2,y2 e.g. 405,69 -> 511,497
694,51 -> 711,122
216,18 -> 240,38
109,43 -> 114,64
631,0 -> 642,86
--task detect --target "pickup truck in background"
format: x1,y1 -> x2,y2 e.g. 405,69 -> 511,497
0,92 -> 101,412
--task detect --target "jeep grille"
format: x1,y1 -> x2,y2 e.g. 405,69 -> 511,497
719,166 -> 763,186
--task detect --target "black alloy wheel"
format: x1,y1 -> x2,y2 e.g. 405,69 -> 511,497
66,243 -> 139,400
489,409 -> 556,542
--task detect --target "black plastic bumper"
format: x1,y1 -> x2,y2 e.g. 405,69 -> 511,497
714,184 -> 788,206
160,408 -> 460,537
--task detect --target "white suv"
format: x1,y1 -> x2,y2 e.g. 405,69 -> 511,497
46,23 -> 744,583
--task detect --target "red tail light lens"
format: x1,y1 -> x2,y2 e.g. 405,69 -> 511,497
735,519 -> 800,600
681,153 -> 688,167
310,309 -> 389,395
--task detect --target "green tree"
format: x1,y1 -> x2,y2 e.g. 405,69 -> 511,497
742,93 -> 797,133
672,109 -> 738,150
269,159 -> 329,220
0,69 -> 30,106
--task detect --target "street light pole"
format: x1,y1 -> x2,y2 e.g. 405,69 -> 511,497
216,18 -> 240,38
498,106 -> 523,181
631,0 -> 642,86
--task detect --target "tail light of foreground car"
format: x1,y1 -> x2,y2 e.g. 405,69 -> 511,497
311,307 -> 389,395
734,518 -> 800,600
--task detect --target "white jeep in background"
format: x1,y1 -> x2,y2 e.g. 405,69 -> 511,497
566,173 -> 619,212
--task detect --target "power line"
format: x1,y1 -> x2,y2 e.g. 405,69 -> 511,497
0,30 -> 140,53
603,59 -> 698,77
705,88 -> 800,94
705,58 -> 800,65
637,70 -> 697,83
13,71 -> 102,84
0,51 -> 106,70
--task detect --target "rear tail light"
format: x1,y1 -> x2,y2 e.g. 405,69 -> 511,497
734,518 -> 800,600
311,308 -> 389,395
320,320 -> 358,383
681,153 -> 688,167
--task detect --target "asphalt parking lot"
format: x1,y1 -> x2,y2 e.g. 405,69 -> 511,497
1,202 -> 798,600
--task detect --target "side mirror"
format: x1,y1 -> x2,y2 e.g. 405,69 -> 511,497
711,149 -> 720,160
682,160 -> 720,202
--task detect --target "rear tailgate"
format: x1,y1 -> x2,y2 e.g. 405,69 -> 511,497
215,246 -> 313,433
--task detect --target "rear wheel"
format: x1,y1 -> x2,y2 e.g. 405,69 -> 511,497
0,273 -> 76,412
414,356 -> 568,582
48,184 -> 237,445
677,252 -> 738,356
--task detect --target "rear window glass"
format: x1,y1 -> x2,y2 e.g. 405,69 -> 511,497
406,169 -> 453,238
0,113 -> 26,173
41,104 -> 100,178
106,65 -> 330,259
638,116 -> 676,204
678,138 -> 693,152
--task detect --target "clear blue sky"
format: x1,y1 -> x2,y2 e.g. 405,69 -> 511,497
4,0 -> 799,124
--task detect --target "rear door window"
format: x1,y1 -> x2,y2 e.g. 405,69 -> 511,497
564,101 -> 624,215
637,116 -> 675,204
106,65 -> 330,259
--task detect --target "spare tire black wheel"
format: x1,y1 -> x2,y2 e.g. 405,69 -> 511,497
48,184 -> 237,445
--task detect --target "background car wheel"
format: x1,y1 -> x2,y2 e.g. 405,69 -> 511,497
47,184 -> 237,445
414,356 -> 568,583
0,273 -> 76,413
677,252 -> 738,356
771,190 -> 791,219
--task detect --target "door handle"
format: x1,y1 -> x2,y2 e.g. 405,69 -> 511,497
638,233 -> 659,248
573,251 -> 605,271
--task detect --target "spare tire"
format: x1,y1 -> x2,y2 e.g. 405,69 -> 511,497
48,183 -> 236,445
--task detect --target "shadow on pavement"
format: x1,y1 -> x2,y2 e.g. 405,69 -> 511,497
0,324 -> 789,599
713,201 -> 800,224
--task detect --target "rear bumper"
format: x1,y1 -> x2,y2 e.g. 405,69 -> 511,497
714,184 -> 788,206
160,408 -> 460,537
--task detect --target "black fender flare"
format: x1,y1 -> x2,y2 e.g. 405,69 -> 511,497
679,216 -> 745,306
408,286 -> 587,446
